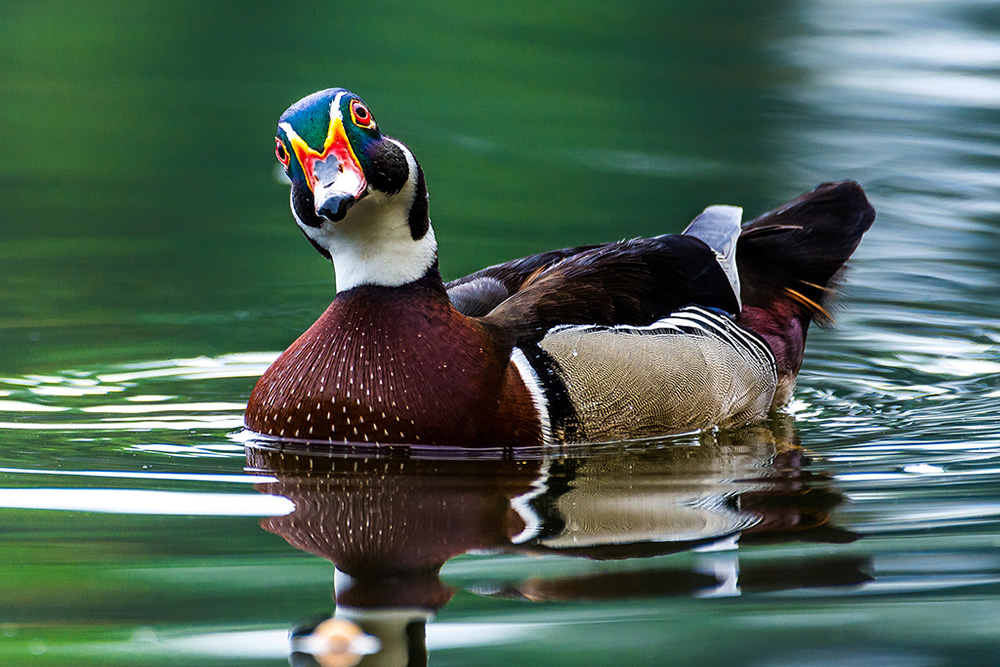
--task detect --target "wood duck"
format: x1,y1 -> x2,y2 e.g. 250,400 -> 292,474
245,88 -> 875,447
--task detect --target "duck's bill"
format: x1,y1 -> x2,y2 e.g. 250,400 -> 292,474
284,116 -> 369,223
312,165 -> 367,222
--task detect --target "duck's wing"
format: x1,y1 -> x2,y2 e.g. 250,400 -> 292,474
448,205 -> 744,329
446,245 -> 598,317
478,234 -> 741,344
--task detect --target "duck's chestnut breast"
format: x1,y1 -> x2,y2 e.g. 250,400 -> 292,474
245,278 -> 542,447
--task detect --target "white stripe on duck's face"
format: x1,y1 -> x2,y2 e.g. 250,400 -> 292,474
279,90 -> 438,293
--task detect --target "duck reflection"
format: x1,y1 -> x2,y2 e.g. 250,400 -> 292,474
246,416 -> 868,666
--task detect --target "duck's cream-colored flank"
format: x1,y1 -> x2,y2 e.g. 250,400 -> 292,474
534,306 -> 777,441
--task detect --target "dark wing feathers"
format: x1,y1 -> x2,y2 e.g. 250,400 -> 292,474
446,245 -> 598,316
470,236 -> 739,343
445,180 -> 873,346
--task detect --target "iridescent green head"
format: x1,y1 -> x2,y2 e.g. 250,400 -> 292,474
273,89 -> 434,291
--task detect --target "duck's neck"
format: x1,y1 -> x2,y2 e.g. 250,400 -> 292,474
329,147 -> 436,294
329,216 -> 438,294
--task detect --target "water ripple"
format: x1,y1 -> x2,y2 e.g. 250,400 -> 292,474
0,354 -> 268,435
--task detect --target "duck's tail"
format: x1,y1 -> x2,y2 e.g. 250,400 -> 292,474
735,180 -> 876,405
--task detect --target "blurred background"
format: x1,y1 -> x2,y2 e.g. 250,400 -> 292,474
0,0 -> 894,371
1,1 -> 999,665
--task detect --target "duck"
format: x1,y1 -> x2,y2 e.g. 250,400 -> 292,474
245,88 -> 875,447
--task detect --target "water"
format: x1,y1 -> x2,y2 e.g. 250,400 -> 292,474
2,1 -> 999,665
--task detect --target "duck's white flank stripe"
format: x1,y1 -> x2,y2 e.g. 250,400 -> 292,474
510,347 -> 552,444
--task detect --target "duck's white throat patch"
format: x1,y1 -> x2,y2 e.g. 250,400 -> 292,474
329,218 -> 438,293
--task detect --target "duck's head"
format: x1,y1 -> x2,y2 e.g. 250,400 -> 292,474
275,88 -> 435,292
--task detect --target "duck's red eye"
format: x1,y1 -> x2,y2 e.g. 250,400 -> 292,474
275,138 -> 290,168
350,100 -> 376,130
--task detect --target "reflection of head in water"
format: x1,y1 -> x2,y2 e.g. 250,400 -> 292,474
290,616 -> 380,667
290,608 -> 425,667
249,418 -> 865,666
